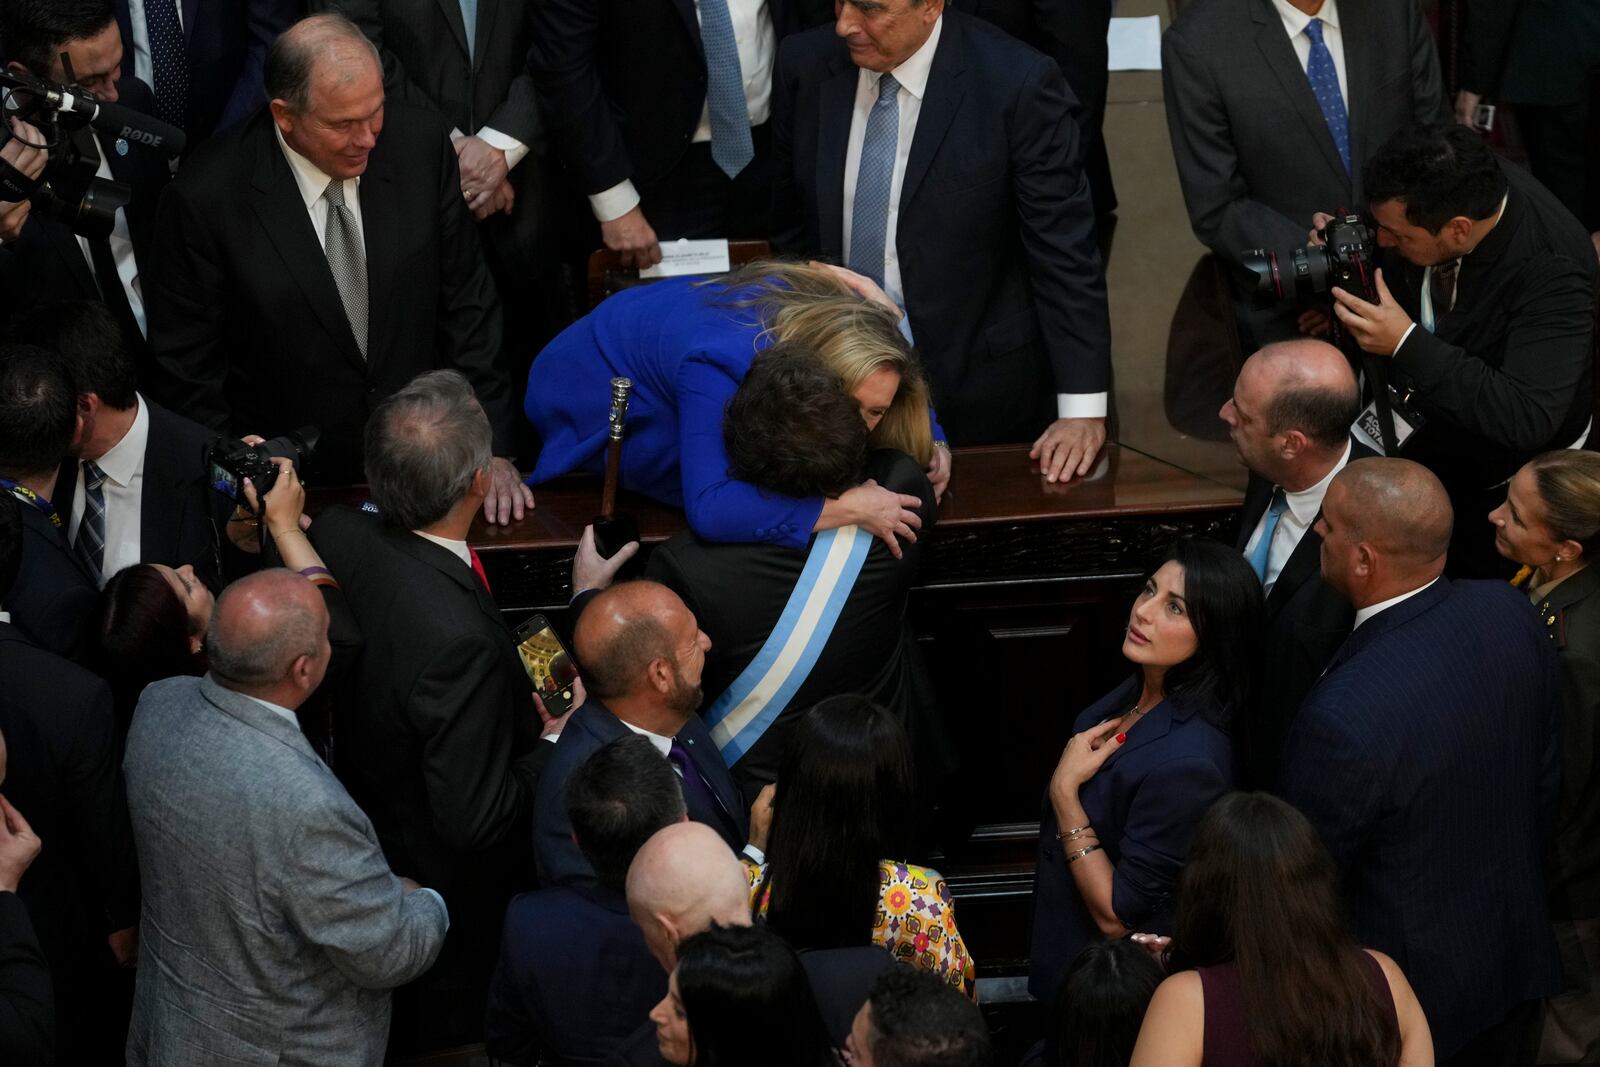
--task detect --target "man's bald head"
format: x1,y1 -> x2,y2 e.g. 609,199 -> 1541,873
1317,458 -> 1452,605
267,15 -> 381,113
626,822 -> 751,972
1223,340 -> 1359,490
574,581 -> 694,701
206,569 -> 330,703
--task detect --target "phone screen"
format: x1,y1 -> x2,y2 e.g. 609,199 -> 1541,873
516,617 -> 578,715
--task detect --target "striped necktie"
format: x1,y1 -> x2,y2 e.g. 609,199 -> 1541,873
76,460 -> 108,579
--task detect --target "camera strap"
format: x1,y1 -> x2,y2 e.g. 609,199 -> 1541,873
1361,355 -> 1400,455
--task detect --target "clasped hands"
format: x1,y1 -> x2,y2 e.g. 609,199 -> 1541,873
455,135 -> 514,221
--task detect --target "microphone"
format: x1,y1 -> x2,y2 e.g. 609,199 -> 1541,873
42,88 -> 186,158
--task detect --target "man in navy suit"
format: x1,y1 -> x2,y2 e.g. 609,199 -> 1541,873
1220,339 -> 1368,787
771,0 -> 1110,477
535,580 -> 751,887
487,735 -> 681,1065
1281,457 -> 1562,1064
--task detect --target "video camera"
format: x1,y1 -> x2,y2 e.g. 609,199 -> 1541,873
1241,213 -> 1378,307
0,58 -> 185,239
205,429 -> 321,508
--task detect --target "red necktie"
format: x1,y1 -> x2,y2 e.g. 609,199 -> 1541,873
468,547 -> 492,593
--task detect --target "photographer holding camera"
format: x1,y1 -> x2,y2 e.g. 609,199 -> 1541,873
1324,124 -> 1598,577
0,0 -> 174,366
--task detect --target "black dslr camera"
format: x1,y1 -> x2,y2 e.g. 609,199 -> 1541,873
1241,213 -> 1378,306
205,428 -> 320,507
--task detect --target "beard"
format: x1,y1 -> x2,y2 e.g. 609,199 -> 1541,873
666,668 -> 703,717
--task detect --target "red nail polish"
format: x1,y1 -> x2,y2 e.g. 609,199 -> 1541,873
1116,733 -> 1127,744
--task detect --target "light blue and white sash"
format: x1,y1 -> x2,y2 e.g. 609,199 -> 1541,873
704,524 -> 872,763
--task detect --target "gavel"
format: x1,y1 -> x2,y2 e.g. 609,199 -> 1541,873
592,376 -> 640,558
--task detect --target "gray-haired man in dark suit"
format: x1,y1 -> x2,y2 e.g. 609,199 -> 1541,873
124,569 -> 447,1067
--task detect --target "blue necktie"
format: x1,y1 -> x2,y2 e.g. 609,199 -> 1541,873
1248,487 -> 1289,584
459,0 -> 477,60
1304,19 -> 1350,174
847,73 -> 900,288
76,460 -> 108,580
700,0 -> 754,179
144,0 -> 189,131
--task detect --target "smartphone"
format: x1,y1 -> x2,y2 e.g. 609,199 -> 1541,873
513,613 -> 579,716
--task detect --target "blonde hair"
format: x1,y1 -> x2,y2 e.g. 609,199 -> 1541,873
1527,450 -> 1600,558
714,261 -> 935,465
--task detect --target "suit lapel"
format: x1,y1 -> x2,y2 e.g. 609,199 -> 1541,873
138,404 -> 188,564
180,0 -> 200,41
356,156 -> 399,367
1250,0 -> 1348,187
1237,475 -> 1273,551
247,119 -> 366,371
818,62 -> 857,258
1265,529 -> 1322,616
899,18 -> 967,212
678,713 -> 744,834
434,0 -> 472,59
672,0 -> 704,55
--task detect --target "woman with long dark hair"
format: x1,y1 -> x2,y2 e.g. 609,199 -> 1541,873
746,695 -> 975,994
1130,792 -> 1431,1066
648,924 -> 837,1066
1028,539 -> 1262,1005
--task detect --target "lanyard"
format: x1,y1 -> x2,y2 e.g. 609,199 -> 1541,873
0,479 -> 62,529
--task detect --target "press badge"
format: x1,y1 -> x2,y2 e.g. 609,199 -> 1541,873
1351,388 -> 1424,456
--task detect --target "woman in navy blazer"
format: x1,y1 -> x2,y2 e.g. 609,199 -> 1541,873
525,263 -> 945,548
1029,539 -> 1262,1004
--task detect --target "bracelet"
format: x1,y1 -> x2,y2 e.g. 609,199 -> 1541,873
298,566 -> 333,580
272,528 -> 307,541
1055,823 -> 1092,841
933,440 -> 950,450
1065,844 -> 1103,864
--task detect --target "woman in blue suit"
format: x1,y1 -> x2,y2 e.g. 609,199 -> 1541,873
525,263 -> 947,549
1028,539 -> 1263,1004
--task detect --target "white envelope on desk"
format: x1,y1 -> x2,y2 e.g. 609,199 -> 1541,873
640,238 -> 733,278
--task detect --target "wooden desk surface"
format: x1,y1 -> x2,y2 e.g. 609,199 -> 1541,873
307,443 -> 1243,553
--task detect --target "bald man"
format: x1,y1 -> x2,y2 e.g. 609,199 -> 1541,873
144,12 -> 529,519
124,570 -> 447,1067
626,821 -> 752,973
1220,339 -> 1369,785
535,581 -> 751,887
1279,458 -> 1563,1063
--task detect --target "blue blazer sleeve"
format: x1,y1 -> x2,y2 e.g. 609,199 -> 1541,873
677,355 -> 825,548
1111,754 -> 1230,926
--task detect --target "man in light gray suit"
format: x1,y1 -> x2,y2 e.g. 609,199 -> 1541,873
124,569 -> 448,1067
1162,0 -> 1448,346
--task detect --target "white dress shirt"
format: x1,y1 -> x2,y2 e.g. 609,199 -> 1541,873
1353,576 -> 1440,629
275,127 -> 365,248
126,0 -> 182,95
67,392 -> 152,586
1241,440 -> 1353,594
588,0 -> 776,223
1270,0 -> 1348,103
841,17 -> 1103,420
73,143 -> 146,337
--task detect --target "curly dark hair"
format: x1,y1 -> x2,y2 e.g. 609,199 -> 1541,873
723,342 -> 866,499
1363,125 -> 1508,233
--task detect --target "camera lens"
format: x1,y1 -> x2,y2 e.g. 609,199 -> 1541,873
1240,249 -> 1285,301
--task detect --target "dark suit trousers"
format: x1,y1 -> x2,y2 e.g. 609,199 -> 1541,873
640,122 -> 773,241
1438,998 -> 1541,1067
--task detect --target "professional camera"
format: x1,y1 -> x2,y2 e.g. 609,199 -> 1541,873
205,428 -> 321,507
1241,213 -> 1378,306
0,58 -> 184,238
